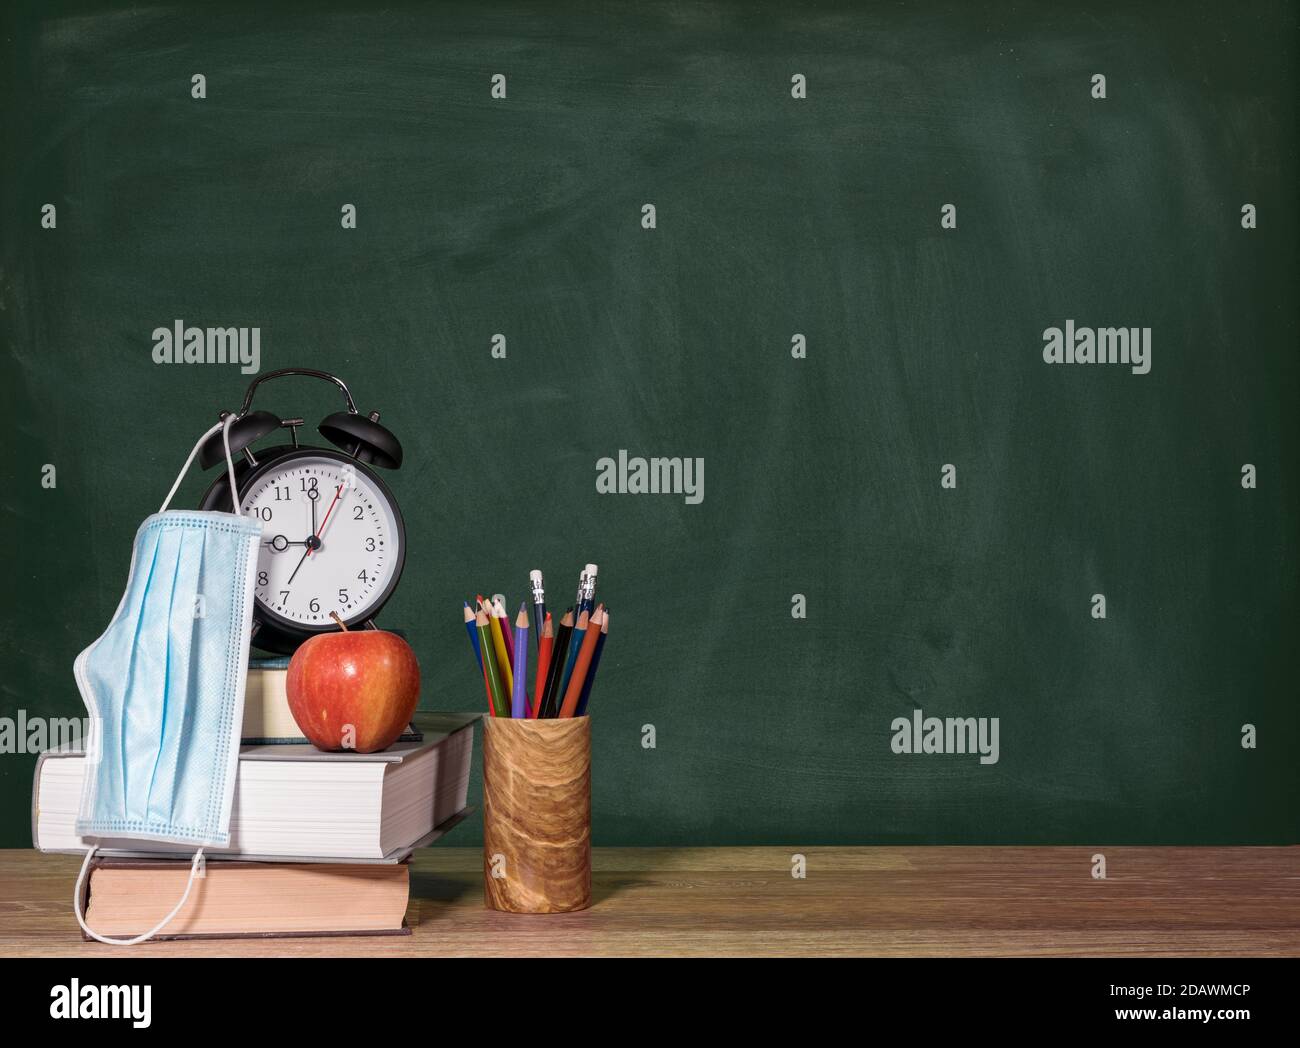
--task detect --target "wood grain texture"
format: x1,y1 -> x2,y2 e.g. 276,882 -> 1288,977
482,716 -> 591,912
2,846 -> 1295,957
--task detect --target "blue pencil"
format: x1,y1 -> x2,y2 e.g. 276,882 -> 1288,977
575,609 -> 608,716
463,602 -> 482,670
568,563 -> 598,664
529,569 -> 547,654
565,568 -> 587,666
510,605 -> 530,718
556,608 -> 588,708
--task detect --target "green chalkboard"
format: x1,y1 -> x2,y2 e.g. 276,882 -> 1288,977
2,0 -> 1296,849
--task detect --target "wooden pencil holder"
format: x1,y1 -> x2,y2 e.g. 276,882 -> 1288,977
482,716 -> 592,913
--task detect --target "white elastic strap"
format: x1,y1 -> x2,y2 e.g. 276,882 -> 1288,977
158,414 -> 242,516
74,846 -> 206,946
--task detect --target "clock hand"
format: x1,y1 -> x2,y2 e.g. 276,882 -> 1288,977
286,545 -> 311,585
284,487 -> 330,577
263,535 -> 308,551
308,483 -> 344,556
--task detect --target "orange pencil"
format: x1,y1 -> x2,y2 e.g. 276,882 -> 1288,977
531,614 -> 553,718
559,606 -> 604,718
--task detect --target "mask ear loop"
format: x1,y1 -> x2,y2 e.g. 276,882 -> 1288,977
74,845 -> 207,946
158,414 -> 242,515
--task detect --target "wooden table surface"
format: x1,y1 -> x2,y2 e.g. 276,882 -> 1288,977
2,847 -> 1296,957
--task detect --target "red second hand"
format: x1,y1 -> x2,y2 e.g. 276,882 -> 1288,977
308,483 -> 344,556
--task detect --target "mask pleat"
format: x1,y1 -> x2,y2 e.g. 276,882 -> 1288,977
165,528 -> 210,828
145,525 -> 201,829
90,524 -> 165,817
175,526 -> 222,832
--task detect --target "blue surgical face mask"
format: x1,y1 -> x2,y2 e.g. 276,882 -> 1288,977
72,416 -> 260,944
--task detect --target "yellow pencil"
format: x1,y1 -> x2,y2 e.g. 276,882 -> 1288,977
487,597 -> 514,697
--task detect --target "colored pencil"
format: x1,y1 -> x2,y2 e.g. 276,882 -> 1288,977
493,595 -> 515,669
559,606 -> 603,717
461,568 -> 609,717
564,571 -> 587,667
532,614 -> 553,719
567,570 -> 587,648
463,602 -> 482,671
555,608 -> 588,714
574,608 -> 608,716
540,609 -> 574,717
573,568 -> 588,613
479,658 -> 497,716
530,569 -> 547,653
487,599 -> 514,697
510,605 -> 530,718
579,563 -> 598,617
475,609 -> 506,717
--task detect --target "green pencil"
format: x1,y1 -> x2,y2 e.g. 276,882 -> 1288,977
476,608 -> 507,717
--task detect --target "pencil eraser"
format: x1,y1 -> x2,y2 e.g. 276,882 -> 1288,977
529,569 -> 543,584
585,563 -> 598,576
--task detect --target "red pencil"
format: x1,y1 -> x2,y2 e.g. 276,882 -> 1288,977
531,613 -> 553,719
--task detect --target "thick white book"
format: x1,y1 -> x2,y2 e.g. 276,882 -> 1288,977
33,713 -> 479,864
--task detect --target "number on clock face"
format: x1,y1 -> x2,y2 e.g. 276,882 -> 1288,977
240,455 -> 399,626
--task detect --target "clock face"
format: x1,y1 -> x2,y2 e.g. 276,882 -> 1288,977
239,454 -> 403,628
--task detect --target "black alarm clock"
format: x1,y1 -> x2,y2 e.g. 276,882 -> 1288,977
196,368 -> 406,655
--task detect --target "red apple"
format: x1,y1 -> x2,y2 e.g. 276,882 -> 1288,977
285,624 -> 420,753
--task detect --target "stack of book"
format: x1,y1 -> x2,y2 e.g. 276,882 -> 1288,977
33,656 -> 478,940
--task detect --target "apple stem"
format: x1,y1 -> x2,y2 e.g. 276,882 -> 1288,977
329,612 -> 349,632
